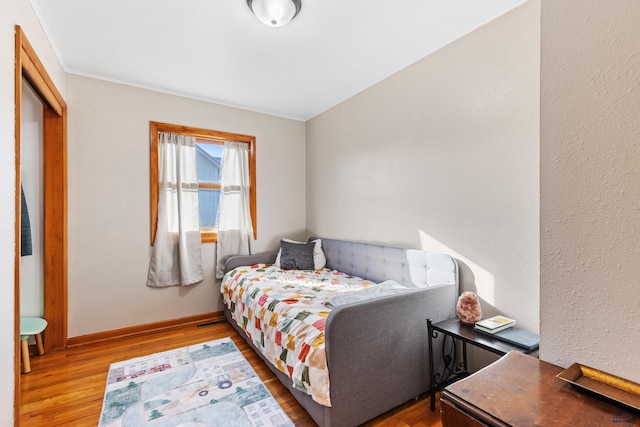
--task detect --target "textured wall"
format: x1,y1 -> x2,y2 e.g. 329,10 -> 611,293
540,0 -> 640,381
307,2 -> 540,333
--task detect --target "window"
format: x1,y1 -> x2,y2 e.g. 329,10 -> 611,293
150,122 -> 256,243
195,140 -> 223,231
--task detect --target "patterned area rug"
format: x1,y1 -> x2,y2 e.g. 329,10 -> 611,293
99,337 -> 294,427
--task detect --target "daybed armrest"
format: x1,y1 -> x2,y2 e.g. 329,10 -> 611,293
323,283 -> 457,426
223,251 -> 278,274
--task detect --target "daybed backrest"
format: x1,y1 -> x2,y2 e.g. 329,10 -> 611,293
318,237 -> 410,285
314,237 -> 458,290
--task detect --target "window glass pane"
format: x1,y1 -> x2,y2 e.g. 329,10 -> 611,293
199,189 -> 221,228
196,143 -> 223,184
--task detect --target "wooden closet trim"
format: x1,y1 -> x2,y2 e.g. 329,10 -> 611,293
14,25 -> 68,424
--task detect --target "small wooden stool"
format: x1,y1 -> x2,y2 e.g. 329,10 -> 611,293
20,317 -> 47,374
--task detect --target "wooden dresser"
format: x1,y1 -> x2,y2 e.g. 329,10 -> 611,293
441,351 -> 638,426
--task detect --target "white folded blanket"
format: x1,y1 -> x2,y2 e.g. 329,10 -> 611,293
324,280 -> 408,309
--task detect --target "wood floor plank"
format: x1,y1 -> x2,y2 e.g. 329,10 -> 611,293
20,321 -> 442,426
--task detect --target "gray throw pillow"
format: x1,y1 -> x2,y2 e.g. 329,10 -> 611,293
279,240 -> 315,270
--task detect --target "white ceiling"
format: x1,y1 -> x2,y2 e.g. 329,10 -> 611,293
31,0 -> 526,121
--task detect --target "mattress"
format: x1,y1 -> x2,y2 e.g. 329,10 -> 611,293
221,264 -> 379,406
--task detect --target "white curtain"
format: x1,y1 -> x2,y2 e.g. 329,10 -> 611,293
216,141 -> 254,278
147,132 -> 203,287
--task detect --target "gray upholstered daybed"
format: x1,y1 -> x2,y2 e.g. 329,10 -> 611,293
221,237 -> 458,427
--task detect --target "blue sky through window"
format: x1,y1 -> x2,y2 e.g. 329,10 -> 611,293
199,143 -> 224,158
196,142 -> 224,228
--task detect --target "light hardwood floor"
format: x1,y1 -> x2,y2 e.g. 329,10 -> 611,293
20,321 -> 442,426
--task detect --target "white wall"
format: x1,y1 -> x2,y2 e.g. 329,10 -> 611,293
306,1 -> 540,336
66,74 -> 306,337
20,82 -> 44,318
540,0 -> 640,382
0,0 -> 66,423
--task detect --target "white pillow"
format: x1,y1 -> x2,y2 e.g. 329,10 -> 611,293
275,238 -> 326,270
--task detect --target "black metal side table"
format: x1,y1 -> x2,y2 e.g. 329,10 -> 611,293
427,317 -> 539,411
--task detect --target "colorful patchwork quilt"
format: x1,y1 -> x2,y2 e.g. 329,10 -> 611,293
221,264 -> 376,407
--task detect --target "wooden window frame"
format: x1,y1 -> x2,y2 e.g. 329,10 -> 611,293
149,121 -> 257,244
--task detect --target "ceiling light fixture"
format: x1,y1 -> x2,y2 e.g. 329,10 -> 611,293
246,0 -> 302,28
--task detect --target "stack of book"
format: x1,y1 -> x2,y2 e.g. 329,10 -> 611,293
474,315 -> 539,351
474,315 -> 516,334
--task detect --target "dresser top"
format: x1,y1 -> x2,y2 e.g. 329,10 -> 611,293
442,351 -> 637,426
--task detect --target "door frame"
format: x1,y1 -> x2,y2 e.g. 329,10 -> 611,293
14,25 -> 67,422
